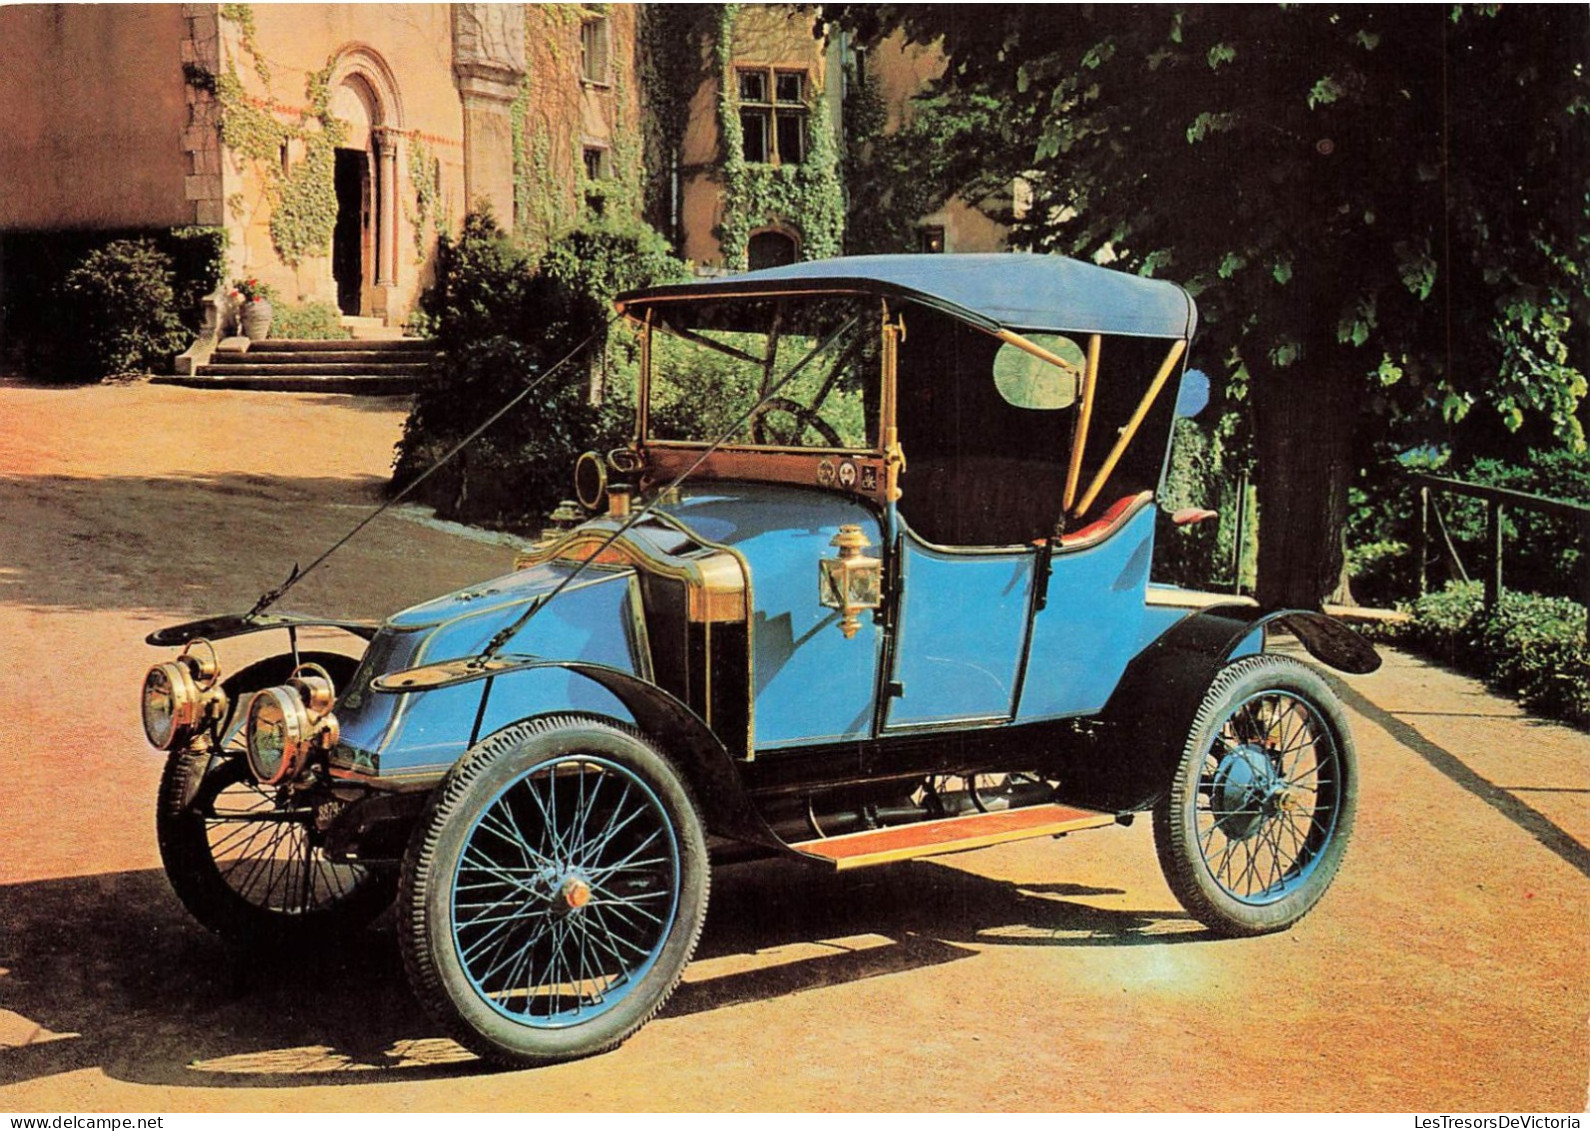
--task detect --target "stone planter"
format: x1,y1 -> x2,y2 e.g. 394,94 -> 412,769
240,298 -> 274,341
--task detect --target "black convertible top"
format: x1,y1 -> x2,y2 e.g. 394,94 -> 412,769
616,252 -> 1197,340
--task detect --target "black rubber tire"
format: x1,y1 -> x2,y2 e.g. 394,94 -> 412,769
155,649 -> 394,943
1152,654 -> 1358,937
157,750 -> 396,942
399,715 -> 710,1068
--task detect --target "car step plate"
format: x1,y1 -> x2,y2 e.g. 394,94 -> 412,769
792,803 -> 1118,870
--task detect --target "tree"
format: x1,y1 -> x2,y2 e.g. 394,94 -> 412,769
832,5 -> 1589,607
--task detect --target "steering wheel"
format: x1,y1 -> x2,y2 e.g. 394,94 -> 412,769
748,396 -> 844,448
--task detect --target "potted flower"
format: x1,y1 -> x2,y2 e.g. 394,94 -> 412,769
230,277 -> 278,341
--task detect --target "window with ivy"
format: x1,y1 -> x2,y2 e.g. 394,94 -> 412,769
581,16 -> 611,85
738,68 -> 807,165
583,146 -> 610,181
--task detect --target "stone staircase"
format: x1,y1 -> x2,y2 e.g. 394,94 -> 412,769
159,337 -> 439,395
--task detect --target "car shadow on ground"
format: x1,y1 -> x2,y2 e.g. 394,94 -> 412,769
0,859 -> 1207,1090
0,471 -> 492,621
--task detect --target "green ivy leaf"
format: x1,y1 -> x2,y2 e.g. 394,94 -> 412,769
1208,43 -> 1237,70
1308,75 -> 1346,109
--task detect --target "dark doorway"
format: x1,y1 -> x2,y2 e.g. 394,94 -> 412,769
333,149 -> 367,316
747,230 -> 798,272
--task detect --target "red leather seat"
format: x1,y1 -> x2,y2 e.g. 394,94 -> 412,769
1058,491 -> 1154,552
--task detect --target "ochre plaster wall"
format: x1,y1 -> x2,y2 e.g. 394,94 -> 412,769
224,4 -> 465,317
679,4 -> 831,269
0,5 -> 190,231
865,31 -> 1007,254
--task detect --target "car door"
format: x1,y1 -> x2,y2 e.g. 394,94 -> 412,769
882,531 -> 1038,730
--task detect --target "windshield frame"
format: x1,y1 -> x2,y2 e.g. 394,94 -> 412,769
633,289 -> 893,459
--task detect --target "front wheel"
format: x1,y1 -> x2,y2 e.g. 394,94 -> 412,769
157,750 -> 395,941
400,716 -> 709,1067
1153,654 -> 1358,937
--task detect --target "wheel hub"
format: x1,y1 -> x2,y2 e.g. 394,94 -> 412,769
558,874 -> 592,911
1209,744 -> 1282,840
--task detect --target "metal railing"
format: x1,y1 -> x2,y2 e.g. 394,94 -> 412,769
1412,473 -> 1590,643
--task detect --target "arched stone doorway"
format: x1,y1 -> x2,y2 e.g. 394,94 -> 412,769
327,48 -> 404,319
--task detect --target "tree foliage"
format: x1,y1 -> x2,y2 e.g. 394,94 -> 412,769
833,4 -> 1589,606
394,210 -> 686,529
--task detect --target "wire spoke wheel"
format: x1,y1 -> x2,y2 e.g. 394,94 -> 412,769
155,651 -> 394,941
1154,655 -> 1357,937
402,716 -> 708,1067
453,757 -> 680,1026
1192,691 -> 1342,904
158,751 -> 393,940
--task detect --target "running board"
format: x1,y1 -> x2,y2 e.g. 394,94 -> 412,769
791,803 -> 1118,870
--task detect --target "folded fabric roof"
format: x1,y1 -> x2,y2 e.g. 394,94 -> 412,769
616,252 -> 1197,340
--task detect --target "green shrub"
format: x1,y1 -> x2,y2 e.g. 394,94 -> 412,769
269,301 -> 350,340
60,239 -> 187,379
1346,539 -> 1413,608
393,210 -> 687,529
3,227 -> 221,382
1351,447 -> 1589,605
1400,580 -> 1588,728
1477,592 -> 1590,723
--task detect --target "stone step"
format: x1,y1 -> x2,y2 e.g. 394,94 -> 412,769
154,372 -> 430,395
220,349 -> 438,366
247,338 -> 438,353
198,361 -> 433,377
341,316 -> 406,341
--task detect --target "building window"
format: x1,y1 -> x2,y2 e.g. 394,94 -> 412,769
583,146 -> 610,181
918,225 -> 946,254
737,67 -> 807,165
581,16 -> 611,85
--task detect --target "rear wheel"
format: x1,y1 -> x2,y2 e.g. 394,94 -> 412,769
1153,654 -> 1357,937
400,716 -> 709,1067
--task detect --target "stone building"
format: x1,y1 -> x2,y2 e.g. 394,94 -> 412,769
0,3 -> 1003,354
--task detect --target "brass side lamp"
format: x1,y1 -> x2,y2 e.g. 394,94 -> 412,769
818,524 -> 882,639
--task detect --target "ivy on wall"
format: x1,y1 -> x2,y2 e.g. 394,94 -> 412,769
512,6 -> 648,259
712,4 -> 844,266
405,136 -> 439,264
216,5 -> 345,268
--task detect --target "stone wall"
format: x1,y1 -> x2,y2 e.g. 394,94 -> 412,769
0,4 -> 191,230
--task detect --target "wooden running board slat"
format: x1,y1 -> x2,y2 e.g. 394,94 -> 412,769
792,803 -> 1117,870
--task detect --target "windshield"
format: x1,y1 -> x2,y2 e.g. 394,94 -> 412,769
644,295 -> 882,450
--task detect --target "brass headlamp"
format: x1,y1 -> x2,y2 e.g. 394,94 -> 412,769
818,524 -> 883,639
244,663 -> 340,786
141,639 -> 226,750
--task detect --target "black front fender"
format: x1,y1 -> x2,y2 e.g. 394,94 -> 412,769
528,661 -> 789,854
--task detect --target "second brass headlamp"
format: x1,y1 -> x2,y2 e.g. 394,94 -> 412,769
245,663 -> 340,786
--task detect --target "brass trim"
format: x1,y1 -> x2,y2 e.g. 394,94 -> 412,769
645,439 -> 885,458
1062,333 -> 1102,513
645,508 -> 758,757
1074,338 -> 1187,517
994,328 -> 1085,376
637,307 -> 652,442
519,526 -> 748,624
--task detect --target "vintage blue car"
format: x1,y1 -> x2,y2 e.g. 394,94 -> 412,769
140,254 -> 1378,1067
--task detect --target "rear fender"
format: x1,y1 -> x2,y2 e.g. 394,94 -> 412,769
1059,606 -> 1378,812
